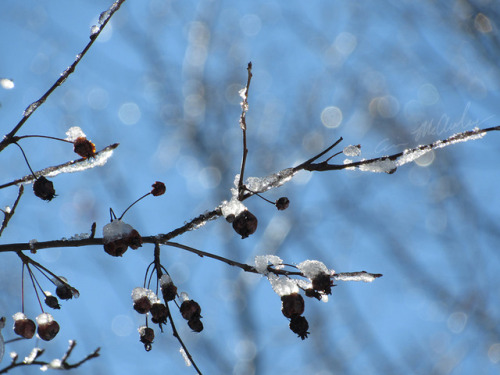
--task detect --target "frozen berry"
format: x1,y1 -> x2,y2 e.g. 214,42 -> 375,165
312,273 -> 333,295
126,229 -> 143,250
56,284 -> 73,300
36,313 -> 59,341
180,300 -> 201,321
73,137 -> 96,159
160,275 -> 177,302
275,197 -> 290,210
138,326 -> 154,351
281,293 -> 305,318
232,210 -> 258,239
12,313 -> 36,339
151,181 -> 166,196
150,303 -> 168,325
289,315 -> 309,340
45,295 -> 60,309
33,176 -> 56,201
188,318 -> 203,333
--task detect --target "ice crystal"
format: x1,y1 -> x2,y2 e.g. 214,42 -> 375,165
42,147 -> 114,178
343,145 -> 361,157
268,274 -> 299,297
36,313 -> 54,326
23,102 -> 39,117
65,126 -> 86,142
334,272 -> 377,282
244,168 -> 296,193
24,348 -> 43,364
255,255 -> 283,274
90,25 -> 100,37
159,274 -> 172,287
359,158 -> 396,173
180,347 -> 192,367
297,260 -> 331,279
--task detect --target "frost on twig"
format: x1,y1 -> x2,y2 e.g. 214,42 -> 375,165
0,143 -> 119,190
301,126 -> 500,173
334,271 -> 383,283
0,340 -> 99,374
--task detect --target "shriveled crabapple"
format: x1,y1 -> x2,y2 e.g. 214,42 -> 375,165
232,210 -> 258,239
44,294 -> 60,309
289,315 -> 309,340
138,326 -> 154,351
33,176 -> 56,201
180,299 -> 202,321
150,181 -> 166,196
281,293 -> 305,318
73,137 -> 96,159
188,318 -> 203,333
150,303 -> 168,326
160,274 -> 177,302
275,197 -> 290,211
311,273 -> 334,295
131,287 -> 157,314
13,312 -> 36,339
103,220 -> 142,257
36,313 -> 60,341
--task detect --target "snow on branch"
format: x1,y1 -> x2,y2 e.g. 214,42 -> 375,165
0,143 -> 119,189
298,126 -> 500,173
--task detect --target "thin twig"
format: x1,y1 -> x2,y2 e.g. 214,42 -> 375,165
0,143 -> 119,189
0,185 -> 23,237
237,62 -> 253,200
0,0 -> 127,154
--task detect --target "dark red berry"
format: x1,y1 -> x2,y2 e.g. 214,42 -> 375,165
133,296 -> 153,314
126,229 -> 143,250
312,273 -> 333,295
161,282 -> 177,302
56,284 -> 73,300
139,326 -> 155,351
281,293 -> 305,318
180,300 -> 201,321
275,197 -> 290,210
13,315 -> 36,339
36,314 -> 60,341
150,303 -> 168,325
151,181 -> 166,196
73,137 -> 96,159
33,176 -> 56,201
289,315 -> 309,340
45,295 -> 60,309
104,238 -> 129,257
188,318 -> 203,333
232,210 -> 258,239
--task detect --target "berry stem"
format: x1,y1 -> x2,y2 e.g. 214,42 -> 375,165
118,192 -> 151,220
16,134 -> 74,144
13,142 -> 37,179
26,264 -> 44,312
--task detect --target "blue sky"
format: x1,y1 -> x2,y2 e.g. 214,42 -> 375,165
1,1 -> 500,374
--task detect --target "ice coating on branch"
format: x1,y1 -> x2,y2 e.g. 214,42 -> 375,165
65,126 -> 86,142
268,274 -> 299,296
40,359 -> 62,371
99,10 -> 111,24
41,147 -> 114,178
359,158 -> 396,173
4,206 -> 11,214
24,348 -> 43,364
23,102 -> 39,117
244,168 -> 296,193
221,191 -> 247,218
334,272 -> 377,282
67,232 -> 90,240
179,292 -> 190,302
0,317 -> 4,364
90,25 -> 100,37
358,127 -> 487,173
0,78 -> 14,90
180,347 -> 192,367
255,255 -> 283,274
51,276 -> 67,287
297,260 -> 331,279
343,145 -> 361,157
103,220 -> 133,242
